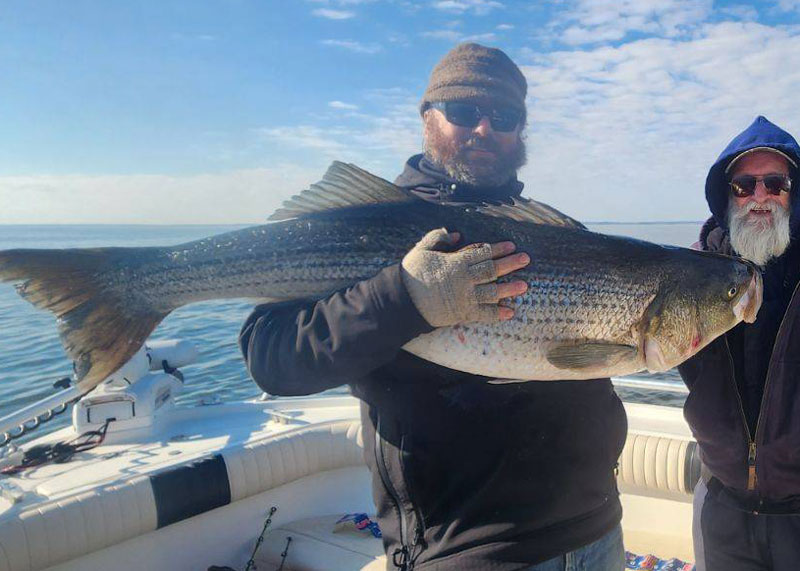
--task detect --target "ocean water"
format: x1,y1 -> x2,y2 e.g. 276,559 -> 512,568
0,222 -> 702,437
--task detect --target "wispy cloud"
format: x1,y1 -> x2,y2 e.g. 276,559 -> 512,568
551,0 -> 714,46
518,21 -> 800,221
321,39 -> 382,53
461,32 -> 497,42
421,29 -> 498,42
777,0 -> 800,11
329,100 -> 359,110
719,4 -> 759,21
312,8 -> 356,19
258,88 -> 421,176
421,30 -> 462,41
497,23 -> 514,30
0,166 -> 322,224
307,0 -> 374,4
432,0 -> 505,16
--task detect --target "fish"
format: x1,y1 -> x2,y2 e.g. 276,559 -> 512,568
0,162 -> 762,392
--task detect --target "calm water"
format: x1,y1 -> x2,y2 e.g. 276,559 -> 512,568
0,222 -> 703,436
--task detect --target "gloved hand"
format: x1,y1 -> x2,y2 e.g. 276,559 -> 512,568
400,228 -> 529,327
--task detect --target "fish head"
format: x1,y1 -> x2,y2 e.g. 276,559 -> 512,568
640,251 -> 762,373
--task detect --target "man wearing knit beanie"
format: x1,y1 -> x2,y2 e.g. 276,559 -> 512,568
418,42 -> 529,189
242,43 -> 626,571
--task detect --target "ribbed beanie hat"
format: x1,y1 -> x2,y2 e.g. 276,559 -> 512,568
420,43 -> 527,115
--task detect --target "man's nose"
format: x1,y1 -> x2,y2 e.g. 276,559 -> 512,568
752,181 -> 772,202
473,115 -> 493,136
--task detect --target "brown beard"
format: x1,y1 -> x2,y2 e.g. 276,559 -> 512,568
423,117 -> 527,187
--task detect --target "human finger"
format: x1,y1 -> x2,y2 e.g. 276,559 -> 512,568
495,253 -> 530,278
496,280 -> 528,299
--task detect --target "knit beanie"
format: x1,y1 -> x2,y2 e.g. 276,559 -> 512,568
420,43 -> 527,115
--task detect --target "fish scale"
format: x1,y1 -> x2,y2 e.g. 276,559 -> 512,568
0,162 -> 761,390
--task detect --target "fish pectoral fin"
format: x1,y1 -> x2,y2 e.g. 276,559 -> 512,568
476,198 -> 586,229
546,342 -> 638,370
269,162 -> 415,221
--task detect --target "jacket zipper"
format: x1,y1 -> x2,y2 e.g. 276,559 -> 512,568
747,280 -> 800,492
399,435 -> 427,562
375,415 -> 412,570
722,335 -> 756,489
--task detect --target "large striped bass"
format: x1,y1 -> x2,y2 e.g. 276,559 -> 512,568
0,162 -> 761,392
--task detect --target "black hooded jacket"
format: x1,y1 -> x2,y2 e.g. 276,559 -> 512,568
678,117 -> 800,503
240,154 -> 627,569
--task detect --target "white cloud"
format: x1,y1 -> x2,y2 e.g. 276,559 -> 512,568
0,166 -> 323,224
421,29 -> 497,42
432,0 -> 504,16
777,0 -> 800,11
329,100 -> 360,110
306,0 -> 374,4
497,23 -> 514,30
461,32 -> 497,42
719,4 -> 759,21
312,8 -> 356,19
421,30 -> 462,41
517,21 -> 800,222
551,0 -> 714,46
257,89 -> 421,177
320,39 -> 382,53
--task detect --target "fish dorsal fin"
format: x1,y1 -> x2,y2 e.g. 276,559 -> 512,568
269,161 -> 414,221
477,197 -> 586,229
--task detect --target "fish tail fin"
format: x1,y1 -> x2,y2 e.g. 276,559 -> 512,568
0,248 -> 168,391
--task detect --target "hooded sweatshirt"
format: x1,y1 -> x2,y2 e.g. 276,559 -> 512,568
240,155 -> 627,569
678,116 -> 800,502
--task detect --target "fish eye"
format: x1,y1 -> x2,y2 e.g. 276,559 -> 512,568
727,286 -> 738,299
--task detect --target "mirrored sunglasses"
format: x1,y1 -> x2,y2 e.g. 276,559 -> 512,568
729,174 -> 792,198
429,101 -> 523,133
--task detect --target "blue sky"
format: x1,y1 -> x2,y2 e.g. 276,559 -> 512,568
2,0 -> 800,223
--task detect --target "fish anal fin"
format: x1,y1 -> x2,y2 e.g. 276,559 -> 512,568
269,161 -> 414,221
477,198 -> 586,229
546,342 -> 638,370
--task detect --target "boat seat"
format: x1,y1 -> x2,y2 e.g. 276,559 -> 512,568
0,420 -> 367,571
255,515 -> 386,571
618,432 -> 701,499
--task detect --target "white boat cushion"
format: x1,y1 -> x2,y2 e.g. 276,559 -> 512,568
224,421 -> 364,502
0,476 -> 156,571
618,433 -> 699,497
0,420 -> 365,571
256,514 -> 386,571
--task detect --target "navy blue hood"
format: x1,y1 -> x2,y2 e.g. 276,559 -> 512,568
706,116 -> 800,232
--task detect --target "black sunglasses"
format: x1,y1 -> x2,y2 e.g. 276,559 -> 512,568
428,101 -> 523,132
729,173 -> 792,198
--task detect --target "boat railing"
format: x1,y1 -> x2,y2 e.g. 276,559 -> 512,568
612,376 -> 689,394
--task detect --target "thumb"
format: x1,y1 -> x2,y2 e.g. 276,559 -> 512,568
415,228 -> 459,251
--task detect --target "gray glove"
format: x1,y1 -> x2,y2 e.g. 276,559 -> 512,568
401,228 -> 503,327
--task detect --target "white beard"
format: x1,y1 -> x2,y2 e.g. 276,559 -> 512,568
727,200 -> 792,266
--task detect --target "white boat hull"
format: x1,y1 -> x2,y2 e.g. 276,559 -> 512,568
0,395 -> 696,571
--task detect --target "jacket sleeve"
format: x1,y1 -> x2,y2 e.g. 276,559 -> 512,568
239,264 -> 434,396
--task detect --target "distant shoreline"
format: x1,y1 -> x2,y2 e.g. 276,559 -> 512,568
0,221 -> 705,227
586,221 -> 704,225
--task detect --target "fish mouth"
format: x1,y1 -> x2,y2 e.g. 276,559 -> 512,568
733,268 -> 763,324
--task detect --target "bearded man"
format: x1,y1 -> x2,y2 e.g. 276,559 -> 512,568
240,44 -> 627,570
679,116 -> 800,571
